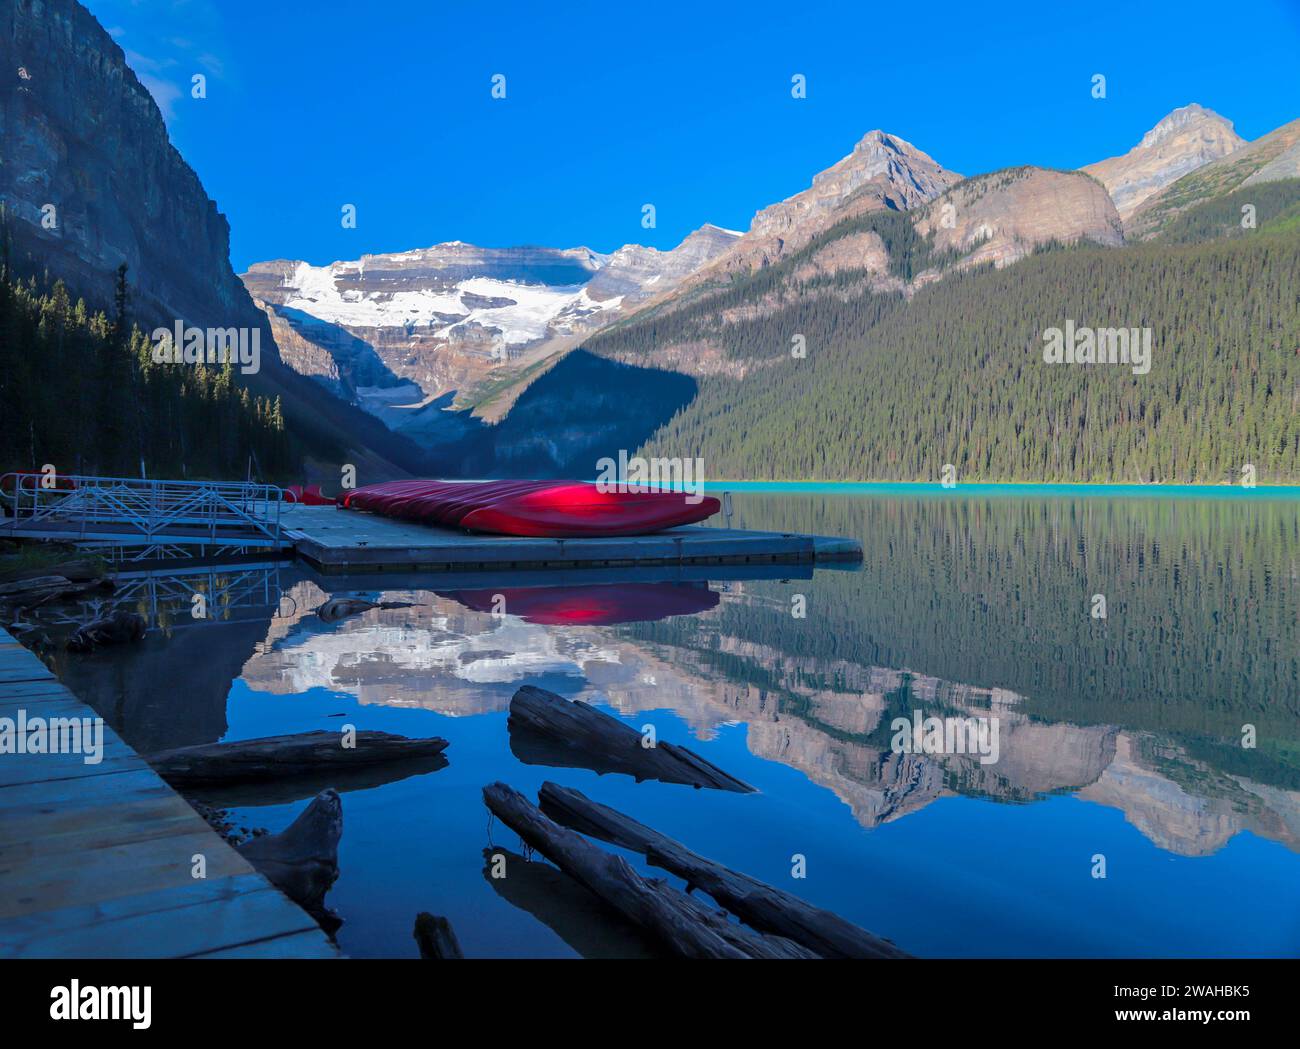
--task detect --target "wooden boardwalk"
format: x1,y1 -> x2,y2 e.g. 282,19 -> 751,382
286,505 -> 863,573
0,628 -> 338,958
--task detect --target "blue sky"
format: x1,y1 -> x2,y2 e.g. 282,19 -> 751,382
89,0 -> 1300,272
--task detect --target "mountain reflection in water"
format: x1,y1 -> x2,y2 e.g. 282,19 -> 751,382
49,490 -> 1300,957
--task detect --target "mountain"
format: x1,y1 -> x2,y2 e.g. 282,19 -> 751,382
585,224 -> 742,301
913,166 -> 1122,271
1081,104 -> 1245,222
0,0 -> 427,481
236,130 -> 957,442
589,163 -> 1124,381
1126,117 -> 1300,238
1,0 -> 257,333
240,226 -> 739,431
240,127 -> 1134,455
468,109 -> 1300,486
589,223 -> 1300,484
674,130 -> 960,288
241,244 -> 611,426
623,138 -> 1122,337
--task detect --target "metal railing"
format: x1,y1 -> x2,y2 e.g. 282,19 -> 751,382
10,561 -> 290,634
0,473 -> 285,549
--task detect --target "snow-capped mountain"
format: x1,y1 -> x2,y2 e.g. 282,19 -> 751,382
240,229 -> 739,432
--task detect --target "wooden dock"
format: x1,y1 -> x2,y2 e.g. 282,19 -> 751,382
286,506 -> 863,573
0,628 -> 338,958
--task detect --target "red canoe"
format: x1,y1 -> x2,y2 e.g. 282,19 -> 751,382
283,483 -> 335,505
340,479 -> 719,538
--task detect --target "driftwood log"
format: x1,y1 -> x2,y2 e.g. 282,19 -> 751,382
0,558 -> 104,584
145,730 -> 450,786
413,913 -> 464,959
0,574 -> 112,611
316,597 -> 419,623
239,788 -> 342,931
508,685 -> 754,793
66,610 -> 146,651
0,574 -> 73,597
482,782 -> 814,959
539,782 -> 909,959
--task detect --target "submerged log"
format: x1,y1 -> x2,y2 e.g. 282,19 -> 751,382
481,847 -> 665,959
507,685 -> 754,793
0,558 -> 104,584
0,574 -> 73,597
413,913 -> 464,959
0,574 -> 110,610
145,730 -> 450,786
239,788 -> 342,931
66,610 -> 146,652
190,752 -> 449,808
482,781 -> 814,959
539,782 -> 909,959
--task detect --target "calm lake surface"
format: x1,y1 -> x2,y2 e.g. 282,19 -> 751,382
53,487 -> 1300,957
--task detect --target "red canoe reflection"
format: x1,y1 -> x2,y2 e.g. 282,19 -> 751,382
439,582 -> 719,626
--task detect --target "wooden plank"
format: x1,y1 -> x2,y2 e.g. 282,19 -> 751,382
0,873 -> 263,955
0,878 -> 325,958
0,791 -> 214,859
0,626 -> 337,957
0,680 -> 76,701
0,693 -> 110,720
0,695 -> 139,789
0,829 -> 255,920
0,768 -> 169,813
193,929 -> 341,959
0,741 -> 146,787
0,664 -> 56,684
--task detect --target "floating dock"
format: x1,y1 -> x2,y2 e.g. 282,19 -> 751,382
0,627 -> 338,958
286,506 -> 862,574
2,473 -> 864,574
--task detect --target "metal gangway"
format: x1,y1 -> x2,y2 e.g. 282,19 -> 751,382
0,473 -> 286,557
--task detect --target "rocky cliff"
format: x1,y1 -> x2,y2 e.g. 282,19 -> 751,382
1,0 -> 432,479
914,166 -> 1124,271
585,224 -> 742,301
688,129 -> 960,283
1127,117 -> 1300,238
1081,103 -> 1245,221
0,0 -> 263,332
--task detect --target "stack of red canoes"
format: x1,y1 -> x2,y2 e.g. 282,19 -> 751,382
339,479 -> 719,538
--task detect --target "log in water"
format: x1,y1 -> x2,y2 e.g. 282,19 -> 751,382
238,788 -> 343,931
413,913 -> 464,959
482,781 -> 814,959
507,685 -> 754,792
146,730 -> 450,786
539,781 -> 910,959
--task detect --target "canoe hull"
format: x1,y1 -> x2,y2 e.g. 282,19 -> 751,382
341,480 -> 720,538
